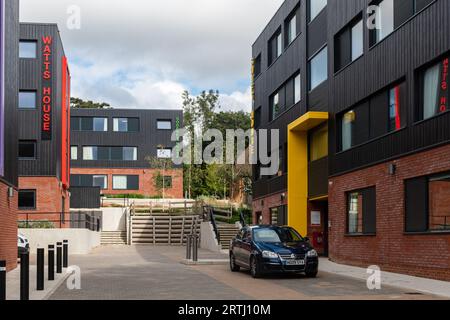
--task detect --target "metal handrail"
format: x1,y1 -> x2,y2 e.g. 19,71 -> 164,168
240,210 -> 247,228
17,211 -> 101,231
207,206 -> 220,243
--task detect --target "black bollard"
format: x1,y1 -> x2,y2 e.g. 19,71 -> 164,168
63,240 -> 69,268
186,235 -> 192,260
20,252 -> 29,301
48,245 -> 55,281
0,260 -> 6,300
36,248 -> 44,291
193,234 -> 198,262
56,242 -> 62,274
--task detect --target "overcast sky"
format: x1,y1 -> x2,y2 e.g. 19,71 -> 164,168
20,0 -> 284,111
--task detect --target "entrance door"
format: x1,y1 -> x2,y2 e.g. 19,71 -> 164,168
309,199 -> 329,257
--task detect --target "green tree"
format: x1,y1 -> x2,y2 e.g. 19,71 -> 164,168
180,90 -> 252,201
71,97 -> 111,109
147,146 -> 173,199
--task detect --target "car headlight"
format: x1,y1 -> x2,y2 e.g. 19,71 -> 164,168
307,249 -> 318,257
262,251 -> 279,259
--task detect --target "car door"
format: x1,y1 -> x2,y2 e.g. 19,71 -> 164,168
240,229 -> 253,268
233,228 -> 246,264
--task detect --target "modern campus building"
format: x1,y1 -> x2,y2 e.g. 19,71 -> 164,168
252,0 -> 450,280
0,0 -> 19,272
70,108 -> 184,199
17,23 -> 71,223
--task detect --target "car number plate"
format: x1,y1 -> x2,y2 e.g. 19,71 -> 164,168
285,260 -> 305,266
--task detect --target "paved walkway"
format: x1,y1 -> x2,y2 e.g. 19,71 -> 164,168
6,263 -> 69,300
319,258 -> 450,298
49,246 -> 446,300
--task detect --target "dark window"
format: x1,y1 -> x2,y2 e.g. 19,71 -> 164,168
309,46 -> 328,91
82,146 -> 138,161
19,91 -> 36,109
72,117 -> 108,132
127,176 -> 139,190
347,187 -> 376,234
70,174 -> 106,189
268,71 -> 299,121
19,41 -> 37,59
418,54 -> 449,121
161,176 -> 173,189
81,118 -> 93,131
253,54 -> 261,78
254,107 -> 262,129
18,190 -> 36,210
93,175 -> 108,189
269,92 -> 280,121
369,0 -> 435,47
270,206 -> 288,226
334,15 -> 363,72
113,118 -> 140,132
112,175 -> 139,190
309,125 -> 328,161
71,117 -> 80,131
285,5 -> 300,46
157,120 -> 172,130
406,172 -> 450,232
19,141 -> 36,160
97,147 -> 110,161
128,118 -> 140,132
309,0 -> 327,22
110,147 -> 123,161
339,81 -> 405,151
268,28 -> 282,66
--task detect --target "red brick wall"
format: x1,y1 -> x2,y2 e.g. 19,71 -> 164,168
252,191 -> 287,225
70,168 -> 184,199
329,144 -> 450,281
18,177 -> 70,229
0,181 -> 18,271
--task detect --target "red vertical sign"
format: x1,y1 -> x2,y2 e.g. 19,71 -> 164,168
42,36 -> 52,140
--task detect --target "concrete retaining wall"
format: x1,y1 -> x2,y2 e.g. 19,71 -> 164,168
101,207 -> 127,232
200,222 -> 221,252
19,229 -> 101,255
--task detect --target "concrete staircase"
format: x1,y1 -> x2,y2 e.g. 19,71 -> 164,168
101,231 -> 127,245
217,224 -> 240,250
131,215 -> 201,245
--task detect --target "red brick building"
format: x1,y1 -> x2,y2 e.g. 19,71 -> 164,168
70,168 -> 183,199
252,0 -> 449,280
70,108 -> 184,201
329,144 -> 450,281
17,23 -> 71,227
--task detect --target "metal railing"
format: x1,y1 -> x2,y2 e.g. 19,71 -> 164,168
204,206 -> 220,243
17,212 -> 101,231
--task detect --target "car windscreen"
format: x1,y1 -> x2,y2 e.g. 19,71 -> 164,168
253,228 -> 304,243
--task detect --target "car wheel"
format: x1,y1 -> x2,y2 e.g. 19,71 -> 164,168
250,256 -> 261,278
230,253 -> 240,272
305,270 -> 318,278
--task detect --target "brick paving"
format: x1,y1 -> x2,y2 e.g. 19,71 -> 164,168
49,246 -> 444,300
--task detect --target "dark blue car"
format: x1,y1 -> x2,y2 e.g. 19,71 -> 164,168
229,225 -> 319,278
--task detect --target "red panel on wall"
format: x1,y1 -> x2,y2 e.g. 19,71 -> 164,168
61,56 -> 70,189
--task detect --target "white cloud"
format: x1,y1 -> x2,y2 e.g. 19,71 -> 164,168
20,0 -> 283,111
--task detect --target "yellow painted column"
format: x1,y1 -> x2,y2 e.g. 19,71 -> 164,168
287,129 -> 308,236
